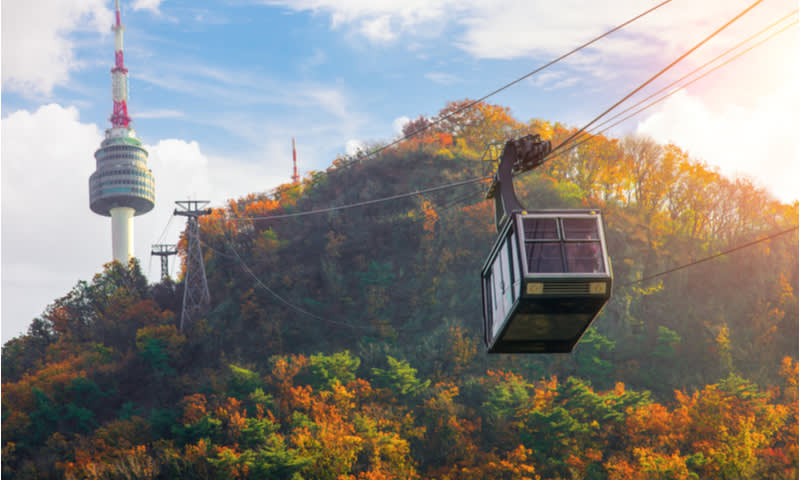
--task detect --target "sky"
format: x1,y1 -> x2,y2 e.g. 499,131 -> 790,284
2,0 -> 798,343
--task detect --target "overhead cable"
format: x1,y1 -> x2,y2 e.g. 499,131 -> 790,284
621,225 -> 798,287
239,0 -> 676,215
149,214 -> 176,277
226,242 -> 332,324
162,2 -> 786,236
591,10 -> 798,134
220,240 -> 423,332
556,16 -> 798,156
229,175 -> 491,221
223,5 -> 797,229
207,220 -> 798,331
368,0 -> 674,152
252,0 -> 674,196
547,0 -> 765,159
235,3 -> 779,224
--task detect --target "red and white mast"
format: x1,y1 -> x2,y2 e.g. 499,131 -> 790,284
110,0 -> 131,129
291,137 -> 300,184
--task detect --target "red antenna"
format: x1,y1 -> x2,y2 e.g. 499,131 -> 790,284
110,0 -> 131,128
291,137 -> 300,184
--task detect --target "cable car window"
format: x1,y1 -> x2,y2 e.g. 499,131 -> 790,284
484,277 -> 493,321
526,242 -> 564,273
523,218 -> 559,240
562,218 -> 600,240
565,243 -> 604,273
506,237 -> 514,287
491,248 -> 510,337
509,234 -> 520,300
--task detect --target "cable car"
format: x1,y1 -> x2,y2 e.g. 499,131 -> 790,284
481,136 -> 613,353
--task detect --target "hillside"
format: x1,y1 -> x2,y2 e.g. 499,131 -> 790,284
3,100 -> 798,479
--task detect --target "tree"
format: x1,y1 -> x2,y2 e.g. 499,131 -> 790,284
372,356 -> 430,400
309,351 -> 361,390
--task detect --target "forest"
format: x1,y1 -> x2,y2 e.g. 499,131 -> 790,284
3,100 -> 798,479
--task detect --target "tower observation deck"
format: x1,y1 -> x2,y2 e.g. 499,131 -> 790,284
89,0 -> 154,263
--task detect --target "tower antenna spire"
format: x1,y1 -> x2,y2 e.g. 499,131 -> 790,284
291,137 -> 300,184
110,0 -> 131,128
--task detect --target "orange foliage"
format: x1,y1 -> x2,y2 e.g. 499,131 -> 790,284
267,355 -> 310,418
419,199 -> 438,234
460,200 -> 494,235
421,382 -> 479,466
531,376 -> 559,411
460,445 -> 539,480
180,393 -> 208,424
200,206 -> 238,239
4,353 -> 92,412
63,444 -> 158,480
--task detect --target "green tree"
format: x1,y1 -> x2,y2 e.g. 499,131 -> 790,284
309,351 -> 361,390
372,356 -> 430,400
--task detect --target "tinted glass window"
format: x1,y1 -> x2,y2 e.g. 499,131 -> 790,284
526,242 -> 564,273
562,218 -> 600,240
523,218 -> 559,240
484,277 -> 493,313
565,242 -> 604,273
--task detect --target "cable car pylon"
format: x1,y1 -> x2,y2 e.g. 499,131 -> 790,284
174,200 -> 212,332
482,135 -> 613,354
151,243 -> 177,280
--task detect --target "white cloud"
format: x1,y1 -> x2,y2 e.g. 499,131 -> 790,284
529,70 -> 561,88
453,1 -> 787,63
136,109 -> 184,119
267,0 -> 454,43
134,138 -> 289,282
636,87 -> 799,203
2,104 -> 106,342
1,104 -> 287,342
392,116 -> 410,135
264,0 -> 796,86
136,60 -> 364,129
132,59 -> 370,163
528,70 -> 580,90
359,15 -> 396,42
132,0 -> 162,13
305,87 -> 353,120
425,72 -> 460,85
1,0 -> 111,95
144,138 -> 287,210
345,139 -> 366,156
300,48 -> 328,71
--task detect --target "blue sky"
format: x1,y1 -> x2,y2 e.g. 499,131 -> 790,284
2,0 -> 798,342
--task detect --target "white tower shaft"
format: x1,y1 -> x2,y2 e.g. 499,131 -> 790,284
111,207 -> 135,263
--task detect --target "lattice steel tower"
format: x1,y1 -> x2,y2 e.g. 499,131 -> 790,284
151,244 -> 178,280
89,0 -> 155,264
175,201 -> 212,331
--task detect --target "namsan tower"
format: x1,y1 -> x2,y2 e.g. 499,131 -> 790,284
89,0 -> 155,264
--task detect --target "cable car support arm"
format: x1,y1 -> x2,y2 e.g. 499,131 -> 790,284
485,135 -> 552,231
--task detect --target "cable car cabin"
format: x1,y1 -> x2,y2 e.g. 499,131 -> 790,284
481,210 -> 612,353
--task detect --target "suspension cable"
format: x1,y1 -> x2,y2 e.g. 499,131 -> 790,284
547,0 -> 765,159
228,175 -> 491,221
621,225 -> 798,287
554,17 -> 798,157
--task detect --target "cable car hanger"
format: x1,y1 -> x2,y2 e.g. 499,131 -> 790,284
485,134 -> 551,232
